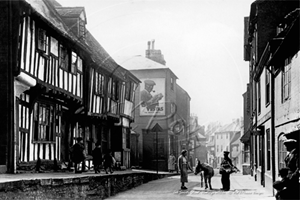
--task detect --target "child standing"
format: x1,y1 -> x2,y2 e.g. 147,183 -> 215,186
92,141 -> 102,174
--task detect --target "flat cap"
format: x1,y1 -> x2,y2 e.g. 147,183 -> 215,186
283,139 -> 297,144
144,80 -> 156,86
223,151 -> 230,154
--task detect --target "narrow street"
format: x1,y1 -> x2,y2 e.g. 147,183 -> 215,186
107,172 -> 274,200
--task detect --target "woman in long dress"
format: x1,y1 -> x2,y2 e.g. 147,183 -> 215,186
178,149 -> 193,190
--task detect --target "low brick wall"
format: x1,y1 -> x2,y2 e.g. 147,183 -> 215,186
0,172 -> 172,199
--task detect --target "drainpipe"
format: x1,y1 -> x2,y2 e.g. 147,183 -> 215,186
270,66 -> 276,196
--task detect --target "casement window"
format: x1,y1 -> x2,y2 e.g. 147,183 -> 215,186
282,57 -> 291,102
257,78 -> 261,114
59,45 -> 69,70
37,28 -> 48,53
78,19 -> 86,40
33,102 -> 55,142
265,69 -> 270,105
71,52 -> 77,74
94,72 -> 105,95
125,81 -> 132,101
266,129 -> 271,171
278,134 -> 287,170
50,37 -> 58,57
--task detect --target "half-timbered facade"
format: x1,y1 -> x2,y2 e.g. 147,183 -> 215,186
0,0 -> 139,173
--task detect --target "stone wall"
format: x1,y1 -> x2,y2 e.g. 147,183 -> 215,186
0,172 -> 171,199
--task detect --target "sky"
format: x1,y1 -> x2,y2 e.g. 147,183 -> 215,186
58,0 -> 254,126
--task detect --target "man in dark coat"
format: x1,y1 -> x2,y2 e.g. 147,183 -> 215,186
92,141 -> 102,174
70,137 -> 86,173
283,139 -> 299,199
220,151 -> 235,191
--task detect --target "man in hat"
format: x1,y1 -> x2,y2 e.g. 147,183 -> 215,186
282,138 -> 299,199
220,151 -> 236,191
140,79 -> 163,110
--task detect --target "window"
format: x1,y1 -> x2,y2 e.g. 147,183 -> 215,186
33,102 -> 55,142
71,52 -> 77,74
50,37 -> 58,57
278,135 -> 287,170
257,78 -> 261,114
265,68 -> 270,105
125,81 -> 135,101
94,72 -> 105,95
37,28 -> 48,52
170,77 -> 174,90
282,57 -> 291,102
266,129 -> 271,171
59,45 -> 69,70
78,19 -> 86,40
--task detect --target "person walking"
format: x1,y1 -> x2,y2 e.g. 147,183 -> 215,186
92,141 -> 102,174
168,153 -> 176,173
219,151 -> 238,191
178,149 -> 193,190
282,138 -> 299,199
103,150 -> 114,174
70,137 -> 86,174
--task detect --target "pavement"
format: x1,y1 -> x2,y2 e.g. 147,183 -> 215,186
0,168 -> 174,183
0,169 -> 275,200
184,172 -> 275,200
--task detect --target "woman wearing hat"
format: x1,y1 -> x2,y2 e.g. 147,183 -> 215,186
178,149 -> 193,190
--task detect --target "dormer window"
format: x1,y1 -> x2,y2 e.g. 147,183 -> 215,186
79,18 -> 86,40
55,7 -> 87,41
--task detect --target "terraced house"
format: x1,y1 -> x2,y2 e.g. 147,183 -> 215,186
0,0 -> 139,173
243,0 -> 299,194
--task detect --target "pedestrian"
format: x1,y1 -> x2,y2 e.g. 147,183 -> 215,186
273,168 -> 289,200
282,138 -> 299,199
92,141 -> 102,174
168,153 -> 176,173
178,149 -> 193,190
219,151 -> 238,191
103,150 -> 114,174
70,137 -> 86,174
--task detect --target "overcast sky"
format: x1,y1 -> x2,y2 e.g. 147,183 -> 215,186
59,0 -> 254,126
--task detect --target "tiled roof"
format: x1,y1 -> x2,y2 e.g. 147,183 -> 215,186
24,0 -> 130,81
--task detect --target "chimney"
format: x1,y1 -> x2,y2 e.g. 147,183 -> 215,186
145,40 -> 166,65
152,40 -> 155,49
148,41 -> 151,50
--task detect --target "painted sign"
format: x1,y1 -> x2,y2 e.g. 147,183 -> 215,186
139,78 -> 165,116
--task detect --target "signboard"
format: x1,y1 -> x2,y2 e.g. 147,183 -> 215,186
139,78 -> 165,116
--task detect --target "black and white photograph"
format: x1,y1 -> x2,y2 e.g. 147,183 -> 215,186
0,0 -> 299,199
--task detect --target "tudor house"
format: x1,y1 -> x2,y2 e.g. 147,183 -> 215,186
243,0 -> 299,194
0,0 -> 139,173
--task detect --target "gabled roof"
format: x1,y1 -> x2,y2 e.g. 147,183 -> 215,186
24,0 -> 134,82
55,7 -> 85,18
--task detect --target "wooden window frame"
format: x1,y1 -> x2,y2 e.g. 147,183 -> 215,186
282,57 -> 291,103
265,68 -> 270,106
59,45 -> 69,71
33,102 -> 55,143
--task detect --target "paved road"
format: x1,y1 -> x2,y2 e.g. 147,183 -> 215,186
107,173 -> 275,200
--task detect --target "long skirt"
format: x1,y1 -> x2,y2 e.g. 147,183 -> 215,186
180,164 -> 188,183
